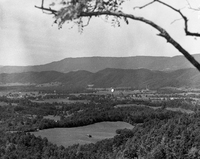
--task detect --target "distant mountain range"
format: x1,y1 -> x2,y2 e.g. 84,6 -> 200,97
0,68 -> 200,89
1,54 -> 200,73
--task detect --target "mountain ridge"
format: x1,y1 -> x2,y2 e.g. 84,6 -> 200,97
0,68 -> 200,89
1,54 -> 200,73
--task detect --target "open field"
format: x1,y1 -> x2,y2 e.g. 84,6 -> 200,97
166,107 -> 194,114
0,90 -> 39,96
114,104 -> 147,108
114,104 -> 194,113
31,98 -> 88,104
114,103 -> 161,110
32,121 -> 134,147
0,102 -> 9,106
0,91 -> 11,96
43,115 -> 61,121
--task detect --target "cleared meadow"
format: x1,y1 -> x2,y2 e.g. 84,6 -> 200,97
43,115 -> 61,121
32,121 -> 134,147
31,98 -> 88,104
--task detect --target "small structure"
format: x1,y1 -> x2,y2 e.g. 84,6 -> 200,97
87,134 -> 92,138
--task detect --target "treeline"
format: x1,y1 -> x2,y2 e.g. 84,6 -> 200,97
1,94 -> 194,133
38,105 -> 180,130
2,97 -> 186,132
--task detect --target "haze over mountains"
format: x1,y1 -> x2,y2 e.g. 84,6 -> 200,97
0,68 -> 200,89
1,54 -> 200,73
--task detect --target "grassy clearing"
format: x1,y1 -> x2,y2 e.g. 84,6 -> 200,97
0,102 -> 9,106
32,121 -> 134,147
43,115 -> 61,121
114,104 -> 194,114
114,104 -> 146,108
166,107 -> 194,114
31,98 -> 88,104
114,104 -> 161,110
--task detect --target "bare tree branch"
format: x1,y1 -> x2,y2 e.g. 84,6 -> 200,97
186,0 -> 200,11
82,16 -> 92,27
134,0 -> 200,37
133,0 -> 156,10
171,18 -> 182,24
155,0 -> 200,37
35,0 -> 58,16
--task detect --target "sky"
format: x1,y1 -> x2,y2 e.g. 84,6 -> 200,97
0,0 -> 200,66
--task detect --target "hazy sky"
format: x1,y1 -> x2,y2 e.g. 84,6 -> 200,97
0,0 -> 200,66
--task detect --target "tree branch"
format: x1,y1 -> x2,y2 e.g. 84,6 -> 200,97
82,16 -> 92,27
35,0 -> 200,71
133,0 -> 156,10
134,0 -> 200,37
156,0 -> 200,37
35,0 -> 58,16
80,10 -> 200,71
186,0 -> 200,11
171,18 -> 182,24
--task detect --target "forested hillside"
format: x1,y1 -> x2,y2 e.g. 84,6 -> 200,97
1,68 -> 200,89
1,112 -> 200,158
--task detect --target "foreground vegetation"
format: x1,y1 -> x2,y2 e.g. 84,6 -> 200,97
1,89 -> 200,158
1,112 -> 200,158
